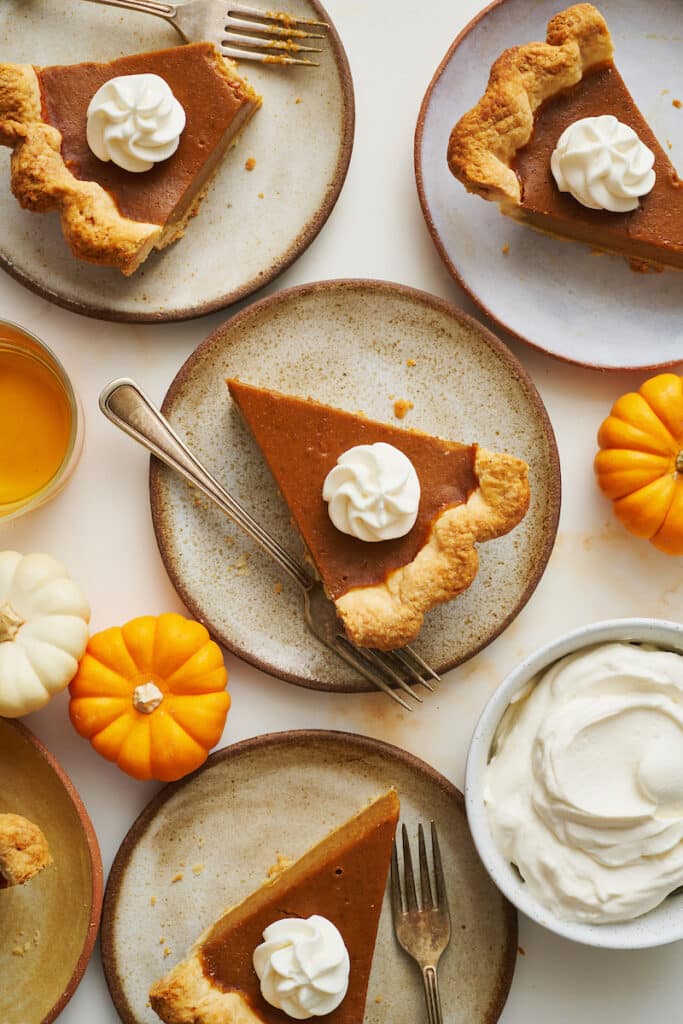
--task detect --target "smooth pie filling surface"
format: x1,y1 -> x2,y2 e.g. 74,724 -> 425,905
486,642 -> 683,923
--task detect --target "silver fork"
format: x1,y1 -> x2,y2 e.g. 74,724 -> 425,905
79,0 -> 326,66
391,822 -> 451,1024
99,379 -> 440,710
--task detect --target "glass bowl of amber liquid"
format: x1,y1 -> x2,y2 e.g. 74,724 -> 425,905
0,320 -> 84,522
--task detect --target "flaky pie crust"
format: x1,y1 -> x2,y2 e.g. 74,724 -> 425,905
0,812 -> 52,887
447,4 -> 614,208
335,447 -> 530,650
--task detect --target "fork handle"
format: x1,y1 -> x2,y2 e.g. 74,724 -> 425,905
79,0 -> 178,23
422,966 -> 443,1024
99,379 -> 314,592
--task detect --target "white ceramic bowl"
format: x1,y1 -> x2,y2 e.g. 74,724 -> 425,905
465,618 -> 683,949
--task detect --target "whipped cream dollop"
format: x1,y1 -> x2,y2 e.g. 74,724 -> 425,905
322,442 -> 420,542
86,74 -> 186,173
486,642 -> 683,924
550,115 -> 655,212
253,915 -> 350,1020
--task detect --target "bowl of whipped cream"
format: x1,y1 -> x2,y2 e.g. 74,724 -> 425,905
466,618 -> 683,948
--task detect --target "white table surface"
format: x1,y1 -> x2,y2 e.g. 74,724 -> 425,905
2,2 -> 683,1022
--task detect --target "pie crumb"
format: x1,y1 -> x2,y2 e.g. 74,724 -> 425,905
375,997 -> 383,1004
258,192 -> 265,199
245,157 -> 256,171
406,358 -> 416,367
518,945 -> 526,956
667,139 -> 673,149
274,581 -> 283,595
159,937 -> 166,945
12,946 -> 24,956
163,947 -> 172,958
393,398 -> 414,419
171,873 -> 184,883
501,243 -> 510,255
179,860 -> 186,868
150,895 -> 157,906
295,97 -> 302,104
268,853 -> 293,879
196,836 -> 205,849
192,864 -> 204,876
673,99 -> 682,109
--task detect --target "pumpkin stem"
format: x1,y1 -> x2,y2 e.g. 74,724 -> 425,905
0,603 -> 24,642
677,451 -> 683,475
133,682 -> 164,714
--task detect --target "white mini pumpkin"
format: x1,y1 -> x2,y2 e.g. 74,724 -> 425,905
0,552 -> 90,717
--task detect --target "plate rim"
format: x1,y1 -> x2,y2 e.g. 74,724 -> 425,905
149,276 -> 561,692
413,0 -> 682,373
1,718 -> 104,1024
0,0 -> 355,324
100,727 -> 518,1024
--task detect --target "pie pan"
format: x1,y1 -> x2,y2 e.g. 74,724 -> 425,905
466,618 -> 683,949
0,0 -> 353,322
101,729 -> 517,1024
149,278 -> 561,692
415,0 -> 683,370
0,717 -> 103,1024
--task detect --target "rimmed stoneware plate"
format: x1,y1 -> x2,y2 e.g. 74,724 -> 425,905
149,278 -> 560,692
415,0 -> 683,370
0,718 -> 103,1024
0,0 -> 353,322
101,730 -> 517,1024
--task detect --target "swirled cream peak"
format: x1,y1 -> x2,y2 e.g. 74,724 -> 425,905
86,74 -> 186,173
486,642 -> 683,923
322,442 -> 420,542
550,115 -> 655,212
253,915 -> 350,1019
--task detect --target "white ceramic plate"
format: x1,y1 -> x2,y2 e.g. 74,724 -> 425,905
149,279 -> 561,692
101,730 -> 517,1024
416,0 -> 683,370
0,0 -> 353,322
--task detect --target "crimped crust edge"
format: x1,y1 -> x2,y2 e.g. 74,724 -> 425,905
446,3 -> 614,206
335,448 -> 530,650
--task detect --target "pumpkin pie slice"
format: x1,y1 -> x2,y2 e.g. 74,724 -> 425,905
149,790 -> 400,1024
0,43 -> 260,275
448,4 -> 683,271
0,813 -> 52,889
227,379 -> 529,651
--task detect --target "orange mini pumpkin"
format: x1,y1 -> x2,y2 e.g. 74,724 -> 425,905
595,373 -> 683,555
69,613 -> 230,782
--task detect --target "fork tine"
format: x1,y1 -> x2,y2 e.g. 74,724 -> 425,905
431,821 -> 448,910
220,45 -> 317,65
390,649 -> 437,692
404,645 -> 441,683
401,825 -> 419,912
390,840 -> 404,918
222,32 -> 322,53
227,3 -> 328,28
418,823 -> 434,909
363,650 -> 424,703
226,16 -> 324,39
333,638 -> 415,711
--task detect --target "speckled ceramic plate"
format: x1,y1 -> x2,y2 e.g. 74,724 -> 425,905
0,0 -> 353,322
149,279 -> 560,692
101,730 -> 517,1024
0,719 -> 103,1024
415,0 -> 683,370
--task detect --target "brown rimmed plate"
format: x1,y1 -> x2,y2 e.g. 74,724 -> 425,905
0,0 -> 353,322
101,729 -> 517,1024
0,718 -> 103,1024
149,278 -> 560,692
415,0 -> 683,370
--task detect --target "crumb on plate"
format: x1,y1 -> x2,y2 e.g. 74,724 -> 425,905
393,398 -> 414,419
